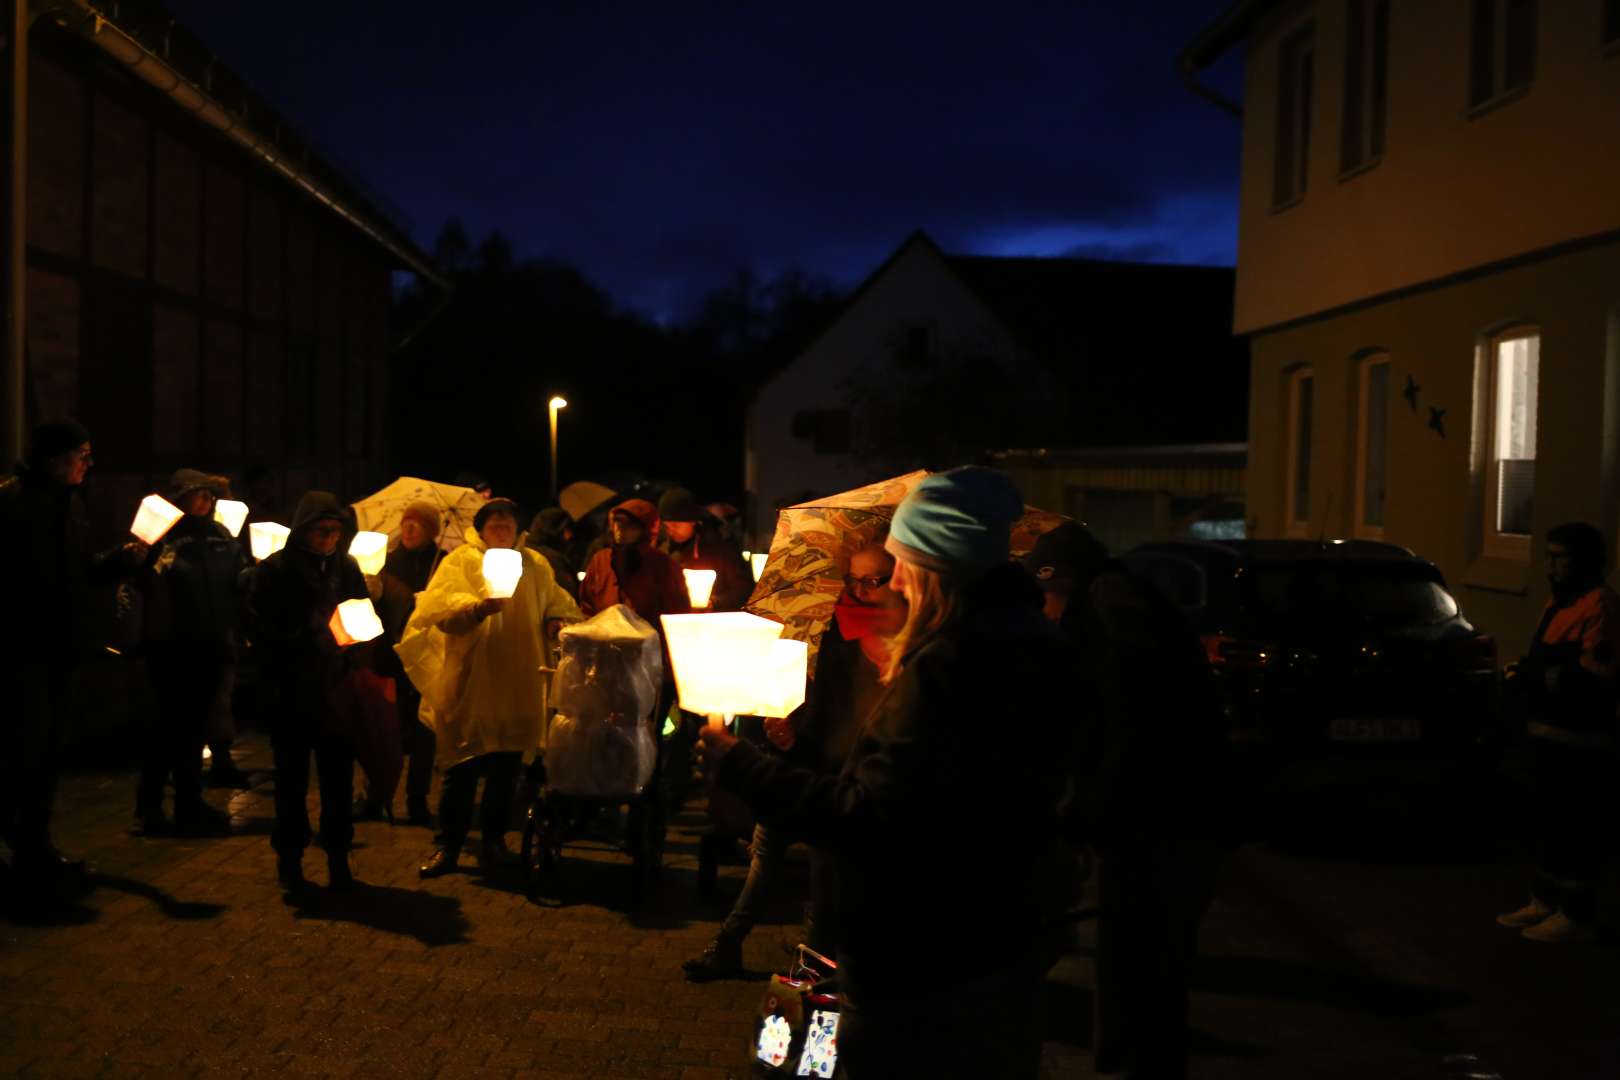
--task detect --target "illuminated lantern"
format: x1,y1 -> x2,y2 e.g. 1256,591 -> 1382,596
248,521 -> 291,561
213,499 -> 249,538
130,494 -> 184,544
329,597 -> 385,646
483,548 -> 524,599
576,570 -> 586,582
751,638 -> 809,718
349,530 -> 388,576
660,612 -> 785,723
751,552 -> 769,581
683,568 -> 718,609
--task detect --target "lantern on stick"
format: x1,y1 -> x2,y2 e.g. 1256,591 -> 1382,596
329,597 -> 385,646
683,568 -> 718,609
752,638 -> 809,718
349,530 -> 388,576
660,612 -> 801,729
213,499 -> 249,538
248,521 -> 290,561
483,548 -> 524,599
130,495 -> 184,544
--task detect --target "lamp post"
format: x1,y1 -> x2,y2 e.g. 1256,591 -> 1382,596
548,395 -> 567,500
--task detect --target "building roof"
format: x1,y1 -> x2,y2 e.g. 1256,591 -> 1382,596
1179,0 -> 1285,72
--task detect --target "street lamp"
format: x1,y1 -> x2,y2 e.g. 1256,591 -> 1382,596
548,395 -> 568,499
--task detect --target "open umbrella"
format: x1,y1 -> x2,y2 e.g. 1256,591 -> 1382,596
558,480 -> 618,523
352,476 -> 485,554
745,470 -> 1070,671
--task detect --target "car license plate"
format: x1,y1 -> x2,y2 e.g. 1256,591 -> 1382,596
1330,715 -> 1421,741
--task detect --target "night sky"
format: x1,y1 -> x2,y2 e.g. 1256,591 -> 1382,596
162,1 -> 1244,321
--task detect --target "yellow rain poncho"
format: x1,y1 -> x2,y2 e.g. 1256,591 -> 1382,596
397,530 -> 582,769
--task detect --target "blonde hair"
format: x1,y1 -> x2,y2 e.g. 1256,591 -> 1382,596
881,559 -> 962,684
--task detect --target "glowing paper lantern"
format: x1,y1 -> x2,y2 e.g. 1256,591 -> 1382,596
751,552 -> 769,581
248,521 -> 290,561
130,494 -> 184,544
683,568 -> 718,609
660,612 -> 786,721
329,597 -> 384,646
483,548 -> 524,599
349,530 -> 388,576
576,570 -> 586,582
752,638 -> 809,718
213,499 -> 249,537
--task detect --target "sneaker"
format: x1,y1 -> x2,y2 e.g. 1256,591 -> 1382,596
1522,910 -> 1595,943
682,934 -> 744,982
1496,898 -> 1553,928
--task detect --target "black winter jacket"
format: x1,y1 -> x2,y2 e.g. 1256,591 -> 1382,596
142,514 -> 249,651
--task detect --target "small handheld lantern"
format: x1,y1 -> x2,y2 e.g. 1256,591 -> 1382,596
248,521 -> 290,561
483,548 -> 524,599
750,552 -> 769,581
753,638 -> 809,718
213,499 -> 250,538
131,495 -> 184,544
349,530 -> 388,576
660,612 -> 799,729
683,568 -> 718,609
329,597 -> 385,646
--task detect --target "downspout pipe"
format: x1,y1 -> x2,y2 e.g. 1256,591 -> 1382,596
47,0 -> 449,292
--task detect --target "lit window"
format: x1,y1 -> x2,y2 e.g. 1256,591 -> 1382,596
1341,0 -> 1389,174
1286,369 -> 1314,534
1355,354 -> 1391,537
1470,0 -> 1537,110
1486,330 -> 1539,554
1273,22 -> 1316,207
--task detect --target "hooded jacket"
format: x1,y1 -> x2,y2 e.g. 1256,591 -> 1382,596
578,499 -> 689,622
397,528 -> 582,768
657,520 -> 752,611
141,509 -> 249,650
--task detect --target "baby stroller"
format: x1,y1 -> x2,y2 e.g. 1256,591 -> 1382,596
521,605 -> 667,905
751,945 -> 843,1077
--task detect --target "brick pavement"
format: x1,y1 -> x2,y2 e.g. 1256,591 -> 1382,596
0,735 -> 1094,1079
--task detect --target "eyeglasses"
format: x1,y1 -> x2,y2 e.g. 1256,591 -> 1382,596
844,572 -> 892,591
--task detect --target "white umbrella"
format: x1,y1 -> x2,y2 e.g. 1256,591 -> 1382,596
352,476 -> 485,554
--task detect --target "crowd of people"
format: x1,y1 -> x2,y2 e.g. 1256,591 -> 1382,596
3,413 -> 1616,1077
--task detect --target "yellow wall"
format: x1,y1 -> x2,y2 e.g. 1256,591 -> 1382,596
1234,1 -> 1620,333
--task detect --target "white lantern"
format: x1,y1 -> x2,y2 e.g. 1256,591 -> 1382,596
660,612 -> 786,722
683,568 -> 718,609
576,570 -> 586,582
248,521 -> 291,562
751,638 -> 809,718
349,530 -> 388,576
213,499 -> 250,537
751,552 -> 769,581
483,547 -> 524,599
329,597 -> 384,646
130,494 -> 184,544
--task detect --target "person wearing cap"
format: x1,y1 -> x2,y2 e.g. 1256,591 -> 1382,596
0,418 -> 147,893
526,507 -> 579,602
1025,521 -> 1225,1080
245,491 -> 373,891
353,501 -> 442,826
657,488 -> 751,612
699,466 -> 1079,1077
401,498 -> 582,879
578,498 -> 689,621
1498,521 -> 1620,944
133,469 -> 250,837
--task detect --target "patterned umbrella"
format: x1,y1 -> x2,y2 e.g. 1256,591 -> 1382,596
745,470 -> 1069,672
352,476 -> 486,554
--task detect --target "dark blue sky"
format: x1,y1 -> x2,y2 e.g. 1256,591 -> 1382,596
164,1 -> 1244,321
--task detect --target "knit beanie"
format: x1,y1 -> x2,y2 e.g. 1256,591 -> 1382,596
885,467 -> 1024,574
26,417 -> 91,465
400,501 -> 442,542
1022,522 -> 1110,591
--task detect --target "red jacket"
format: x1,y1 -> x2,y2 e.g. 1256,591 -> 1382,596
579,500 -> 691,622
1526,583 -> 1620,746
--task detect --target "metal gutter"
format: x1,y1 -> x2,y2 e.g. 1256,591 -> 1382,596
1176,0 -> 1284,117
44,0 -> 448,291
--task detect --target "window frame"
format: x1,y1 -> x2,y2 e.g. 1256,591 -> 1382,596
1340,0 -> 1390,178
1353,353 -> 1392,540
1469,0 -> 1538,115
1605,0 -> 1620,50
1481,326 -> 1540,561
1284,367 -> 1315,537
1271,21 -> 1317,210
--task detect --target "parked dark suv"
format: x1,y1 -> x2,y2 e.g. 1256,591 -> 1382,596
1121,539 -> 1500,770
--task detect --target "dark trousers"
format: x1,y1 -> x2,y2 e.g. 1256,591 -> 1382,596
721,823 -> 840,955
1531,737 -> 1614,923
139,649 -> 227,815
361,683 -> 435,807
1092,836 -> 1220,1080
438,751 -> 522,855
270,716 -> 355,857
2,663 -> 71,866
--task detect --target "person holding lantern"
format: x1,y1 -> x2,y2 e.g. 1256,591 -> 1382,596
656,488 -> 751,612
0,418 -> 147,894
133,469 -> 250,837
684,532 -> 907,981
245,491 -> 373,891
698,467 -> 1079,1077
400,498 -> 582,879
353,501 -> 441,826
578,498 -> 689,620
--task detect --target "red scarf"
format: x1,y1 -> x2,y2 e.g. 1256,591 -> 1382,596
835,598 -> 893,641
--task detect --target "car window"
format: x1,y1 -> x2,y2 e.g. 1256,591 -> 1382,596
1241,564 -> 1459,629
1123,553 -> 1207,614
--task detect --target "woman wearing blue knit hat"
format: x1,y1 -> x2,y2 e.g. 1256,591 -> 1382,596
700,466 -> 1082,1078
